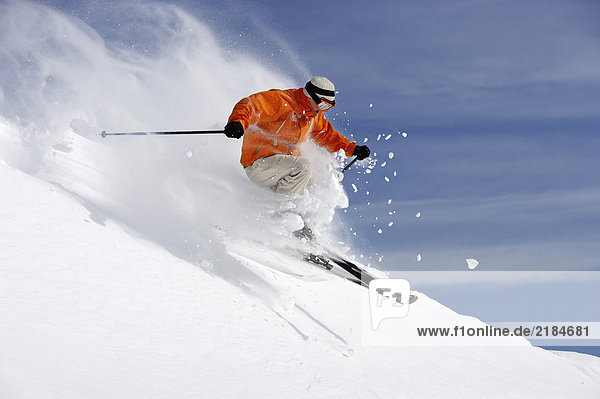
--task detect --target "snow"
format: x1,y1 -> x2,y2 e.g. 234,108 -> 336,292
6,164 -> 598,399
551,351 -> 600,383
466,258 -> 480,270
1,2 -> 599,398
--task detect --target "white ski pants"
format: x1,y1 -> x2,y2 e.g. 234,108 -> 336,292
244,154 -> 312,196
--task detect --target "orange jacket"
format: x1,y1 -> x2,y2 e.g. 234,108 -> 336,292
228,88 -> 356,167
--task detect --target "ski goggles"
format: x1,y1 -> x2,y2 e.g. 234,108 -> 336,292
317,97 -> 336,111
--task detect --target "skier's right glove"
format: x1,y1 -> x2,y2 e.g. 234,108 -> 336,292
353,145 -> 370,160
224,121 -> 244,139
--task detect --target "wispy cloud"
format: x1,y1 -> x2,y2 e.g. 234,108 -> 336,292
284,0 -> 600,124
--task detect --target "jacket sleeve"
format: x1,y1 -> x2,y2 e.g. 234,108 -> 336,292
310,114 -> 356,157
227,90 -> 284,130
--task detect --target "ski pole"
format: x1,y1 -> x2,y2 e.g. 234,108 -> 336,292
100,129 -> 223,138
342,156 -> 359,173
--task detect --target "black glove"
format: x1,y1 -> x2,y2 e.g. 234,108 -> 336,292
224,121 -> 244,139
353,145 -> 370,160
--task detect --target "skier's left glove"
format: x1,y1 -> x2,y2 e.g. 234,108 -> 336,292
353,145 -> 370,160
224,121 -> 244,139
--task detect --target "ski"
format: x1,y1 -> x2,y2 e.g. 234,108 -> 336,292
213,223 -> 418,303
299,243 -> 418,303
301,252 -> 333,270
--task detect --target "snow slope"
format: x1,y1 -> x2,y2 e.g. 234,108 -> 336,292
2,160 -> 600,398
1,2 -> 599,398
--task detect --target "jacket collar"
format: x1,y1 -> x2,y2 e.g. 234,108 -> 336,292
293,88 -> 317,117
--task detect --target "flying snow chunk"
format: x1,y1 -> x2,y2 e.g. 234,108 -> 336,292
466,258 -> 479,270
416,254 -> 422,262
377,229 -> 383,234
186,150 -> 193,158
387,199 -> 392,204
384,134 -> 391,140
388,152 -> 394,159
369,103 -> 373,108
384,177 -> 390,182
351,184 -> 358,193
416,212 -> 421,218
402,132 -> 408,137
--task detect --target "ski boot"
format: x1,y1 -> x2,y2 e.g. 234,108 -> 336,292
293,226 -> 316,241
302,253 -> 332,270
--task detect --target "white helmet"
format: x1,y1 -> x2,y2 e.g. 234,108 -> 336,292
304,76 -> 336,109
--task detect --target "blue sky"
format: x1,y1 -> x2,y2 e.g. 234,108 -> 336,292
238,0 -> 600,271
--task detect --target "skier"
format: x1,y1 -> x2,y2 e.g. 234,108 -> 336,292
223,76 -> 370,238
